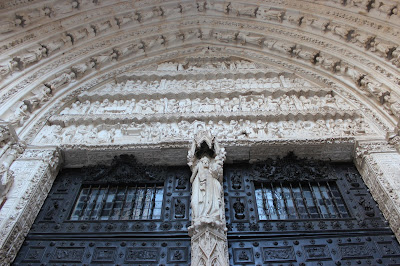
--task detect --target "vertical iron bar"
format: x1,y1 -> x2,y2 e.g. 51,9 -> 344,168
80,185 -> 92,220
119,186 -> 129,220
317,182 -> 332,218
279,182 -> 290,218
130,184 -> 138,220
289,183 -> 300,219
325,181 -> 342,218
308,182 -> 323,218
270,183 -> 280,219
98,185 -> 109,220
298,182 -> 311,219
109,186 -> 118,220
149,184 -> 157,219
139,185 -> 147,219
261,183 -> 269,219
88,185 -> 101,220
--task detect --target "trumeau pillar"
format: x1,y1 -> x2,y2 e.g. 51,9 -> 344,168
354,139 -> 400,242
187,131 -> 229,266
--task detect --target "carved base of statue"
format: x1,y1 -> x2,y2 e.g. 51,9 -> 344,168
190,226 -> 229,266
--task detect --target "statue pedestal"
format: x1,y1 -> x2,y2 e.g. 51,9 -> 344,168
189,222 -> 229,266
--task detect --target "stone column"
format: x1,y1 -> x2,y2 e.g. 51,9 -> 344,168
0,146 -> 62,264
354,139 -> 400,242
187,131 -> 229,266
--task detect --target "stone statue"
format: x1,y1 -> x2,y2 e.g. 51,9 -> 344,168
45,71 -> 76,90
0,60 -> 18,78
256,7 -> 285,22
15,45 -> 47,69
187,131 -> 226,227
0,139 -> 25,202
187,131 -> 228,266
9,103 -> 29,127
190,156 -> 222,225
0,20 -> 15,34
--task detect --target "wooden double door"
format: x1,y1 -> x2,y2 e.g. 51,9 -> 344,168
14,154 -> 400,265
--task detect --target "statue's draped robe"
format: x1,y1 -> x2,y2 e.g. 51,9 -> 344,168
191,160 -> 222,221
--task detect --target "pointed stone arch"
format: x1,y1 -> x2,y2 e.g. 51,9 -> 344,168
1,1 -> 400,264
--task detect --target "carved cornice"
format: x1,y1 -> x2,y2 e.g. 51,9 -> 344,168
56,136 -> 354,167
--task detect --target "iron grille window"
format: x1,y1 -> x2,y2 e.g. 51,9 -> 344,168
255,181 -> 350,220
70,184 -> 163,221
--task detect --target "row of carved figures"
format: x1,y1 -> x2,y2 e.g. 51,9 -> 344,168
5,26 -> 398,110
34,117 -> 372,144
3,74 -> 311,128
99,76 -> 312,93
1,0 -> 399,80
60,94 -> 351,115
1,0 -> 398,35
157,60 -> 258,71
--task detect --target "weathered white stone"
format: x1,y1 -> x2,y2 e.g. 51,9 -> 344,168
0,0 -> 399,264
188,131 -> 228,266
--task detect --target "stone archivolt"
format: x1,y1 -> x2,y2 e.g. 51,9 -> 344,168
0,1 -> 399,135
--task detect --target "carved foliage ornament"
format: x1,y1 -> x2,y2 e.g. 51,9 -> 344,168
83,154 -> 168,183
251,152 -> 336,182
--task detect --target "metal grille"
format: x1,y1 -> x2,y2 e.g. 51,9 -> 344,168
70,184 -> 163,221
255,181 -> 350,220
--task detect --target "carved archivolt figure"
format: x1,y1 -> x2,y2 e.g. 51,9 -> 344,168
9,104 -> 29,127
256,7 -> 285,22
15,45 -> 47,69
0,61 -> 18,78
0,20 -> 16,34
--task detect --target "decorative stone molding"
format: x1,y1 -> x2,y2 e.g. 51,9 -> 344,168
0,122 -> 25,204
187,131 -> 228,266
0,146 -> 62,264
354,139 -> 400,241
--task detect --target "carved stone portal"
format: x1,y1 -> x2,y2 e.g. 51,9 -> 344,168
187,130 -> 228,266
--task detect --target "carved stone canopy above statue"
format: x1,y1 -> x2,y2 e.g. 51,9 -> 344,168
188,130 -> 226,164
83,154 -> 168,183
194,131 -> 216,159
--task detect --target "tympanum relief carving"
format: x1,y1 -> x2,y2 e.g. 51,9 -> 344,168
58,92 -> 352,116
34,116 -> 373,146
30,59 -> 375,146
